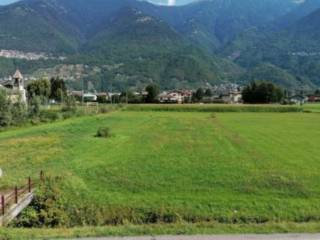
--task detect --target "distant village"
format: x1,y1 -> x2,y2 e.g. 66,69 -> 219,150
0,49 -> 66,61
68,84 -> 320,105
0,70 -> 319,105
68,83 -> 242,104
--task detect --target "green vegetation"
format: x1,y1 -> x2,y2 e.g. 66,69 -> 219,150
145,84 -> 160,103
0,1 -> 242,90
224,7 -> 320,89
0,108 -> 318,231
49,77 -> 67,102
2,222 -> 320,240
125,104 -> 302,113
239,63 -> 307,89
0,86 -> 116,129
242,82 -> 284,104
303,103 -> 320,113
95,127 -> 112,138
0,90 -> 27,127
2,0 -> 320,90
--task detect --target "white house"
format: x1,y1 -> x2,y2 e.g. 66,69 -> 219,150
159,91 -> 183,104
289,95 -> 308,105
83,93 -> 98,102
221,91 -> 242,104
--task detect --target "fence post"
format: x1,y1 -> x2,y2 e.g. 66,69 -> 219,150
1,195 -> 4,215
15,186 -> 18,204
28,177 -> 31,193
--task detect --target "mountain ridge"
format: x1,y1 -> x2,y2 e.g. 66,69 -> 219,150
0,0 -> 319,90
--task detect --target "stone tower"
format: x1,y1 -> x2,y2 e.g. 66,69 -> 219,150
12,69 -> 27,103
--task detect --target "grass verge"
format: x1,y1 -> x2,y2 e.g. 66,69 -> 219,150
1,222 -> 320,239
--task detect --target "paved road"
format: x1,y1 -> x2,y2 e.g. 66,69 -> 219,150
77,234 -> 320,240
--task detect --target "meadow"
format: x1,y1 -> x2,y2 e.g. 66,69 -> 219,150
303,103 -> 320,112
0,105 -> 319,235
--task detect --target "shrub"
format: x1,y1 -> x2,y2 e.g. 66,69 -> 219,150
11,101 -> 27,125
13,176 -> 69,228
62,95 -> 77,112
40,110 -> 62,122
0,90 -> 12,127
99,106 -> 110,114
27,79 -> 51,104
50,77 -> 67,102
95,127 -> 111,138
28,96 -> 41,118
61,111 -> 77,120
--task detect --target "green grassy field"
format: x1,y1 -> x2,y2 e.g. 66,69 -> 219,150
303,103 -> 320,112
0,107 -> 320,234
2,222 -> 320,240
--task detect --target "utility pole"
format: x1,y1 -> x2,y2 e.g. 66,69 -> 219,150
110,81 -> 113,105
82,78 -> 85,106
126,88 -> 128,105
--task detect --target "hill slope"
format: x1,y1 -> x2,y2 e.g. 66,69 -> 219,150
141,0 -> 298,53
0,0 -> 318,89
223,2 -> 320,88
0,0 -> 80,53
275,0 -> 320,29
0,0 -> 244,89
77,7 -> 242,89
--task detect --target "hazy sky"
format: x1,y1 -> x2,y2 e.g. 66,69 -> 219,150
0,0 -> 196,6
0,0 -> 16,4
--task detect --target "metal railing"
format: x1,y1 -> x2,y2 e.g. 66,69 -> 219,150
0,171 -> 44,216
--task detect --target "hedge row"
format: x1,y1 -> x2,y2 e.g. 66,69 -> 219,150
124,104 -> 303,113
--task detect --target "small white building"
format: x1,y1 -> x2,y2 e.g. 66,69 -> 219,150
83,93 -> 97,102
289,95 -> 308,105
230,92 -> 242,104
221,92 -> 242,104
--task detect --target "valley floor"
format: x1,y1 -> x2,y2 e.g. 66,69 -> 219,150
0,106 -> 320,237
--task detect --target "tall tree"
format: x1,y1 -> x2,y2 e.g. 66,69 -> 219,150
145,84 -> 160,103
50,77 -> 67,102
205,89 -> 213,97
27,79 -> 51,103
0,89 -> 12,127
242,81 -> 284,104
193,88 -> 205,102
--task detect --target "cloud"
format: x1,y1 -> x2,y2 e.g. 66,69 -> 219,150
168,0 -> 176,6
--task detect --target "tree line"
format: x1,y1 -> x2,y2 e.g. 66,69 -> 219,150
0,77 -> 289,129
98,81 -> 285,104
242,81 -> 284,104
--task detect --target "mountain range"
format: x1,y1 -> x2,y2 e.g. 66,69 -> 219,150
0,0 -> 320,91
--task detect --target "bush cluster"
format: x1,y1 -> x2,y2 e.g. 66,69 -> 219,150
13,176 -> 69,228
12,175 -> 320,228
0,90 -> 27,127
96,127 -> 111,138
0,89 -> 91,128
